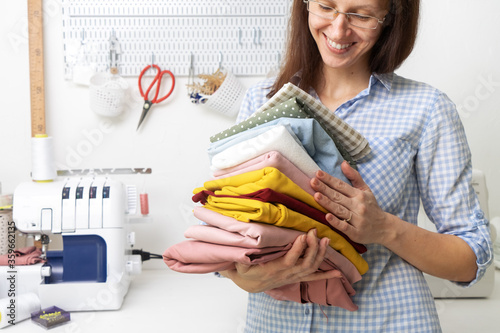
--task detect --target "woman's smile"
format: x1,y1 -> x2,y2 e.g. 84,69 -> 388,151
325,34 -> 355,52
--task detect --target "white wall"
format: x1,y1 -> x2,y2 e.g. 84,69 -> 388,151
1,0 -> 499,270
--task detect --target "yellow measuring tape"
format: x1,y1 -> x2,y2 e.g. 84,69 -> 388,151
28,0 -> 46,137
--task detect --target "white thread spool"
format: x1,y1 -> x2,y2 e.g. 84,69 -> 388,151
0,293 -> 41,328
31,136 -> 56,182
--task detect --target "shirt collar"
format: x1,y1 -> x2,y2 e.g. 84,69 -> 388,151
371,72 -> 393,91
291,71 -> 394,92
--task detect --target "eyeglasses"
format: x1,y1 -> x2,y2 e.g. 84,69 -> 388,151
304,0 -> 386,30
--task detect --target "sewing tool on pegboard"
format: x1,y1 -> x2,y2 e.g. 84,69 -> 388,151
136,55 -> 176,131
89,32 -> 129,117
186,53 -> 246,117
61,0 -> 290,77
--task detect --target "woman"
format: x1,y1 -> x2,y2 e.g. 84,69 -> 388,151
220,0 -> 493,331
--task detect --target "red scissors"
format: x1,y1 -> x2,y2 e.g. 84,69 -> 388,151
137,64 -> 175,131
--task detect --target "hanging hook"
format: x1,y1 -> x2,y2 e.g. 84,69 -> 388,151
80,28 -> 86,44
218,51 -> 223,70
109,31 -> 121,74
187,51 -> 204,104
188,52 -> 195,81
253,27 -> 262,45
188,52 -> 195,91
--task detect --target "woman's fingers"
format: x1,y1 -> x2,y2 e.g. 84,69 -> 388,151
280,233 -> 308,268
223,231 -> 331,293
290,230 -> 324,277
340,161 -> 370,191
313,169 -> 355,198
314,192 -> 351,219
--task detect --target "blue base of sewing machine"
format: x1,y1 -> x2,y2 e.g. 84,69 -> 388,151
45,235 -> 107,284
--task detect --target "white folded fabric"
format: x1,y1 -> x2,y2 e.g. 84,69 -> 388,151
210,125 -> 321,178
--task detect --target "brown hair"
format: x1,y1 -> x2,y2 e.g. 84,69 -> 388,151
268,0 -> 420,97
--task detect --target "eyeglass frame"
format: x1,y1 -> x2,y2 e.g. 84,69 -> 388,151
303,0 -> 386,30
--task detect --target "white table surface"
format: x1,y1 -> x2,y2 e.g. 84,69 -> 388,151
7,269 -> 500,333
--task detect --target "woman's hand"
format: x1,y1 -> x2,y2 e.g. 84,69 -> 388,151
311,161 -> 394,245
311,161 -> 478,282
219,229 -> 337,293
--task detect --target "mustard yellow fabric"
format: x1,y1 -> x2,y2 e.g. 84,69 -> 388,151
200,195 -> 368,275
194,167 -> 327,213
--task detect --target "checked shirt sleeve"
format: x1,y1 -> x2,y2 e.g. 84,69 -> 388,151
415,91 -> 493,286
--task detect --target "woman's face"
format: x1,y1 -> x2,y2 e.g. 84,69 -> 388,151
308,0 -> 389,74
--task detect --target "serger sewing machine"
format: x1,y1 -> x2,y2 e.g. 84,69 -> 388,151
11,176 -> 141,311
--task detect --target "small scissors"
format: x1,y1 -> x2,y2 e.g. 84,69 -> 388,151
137,64 -> 175,131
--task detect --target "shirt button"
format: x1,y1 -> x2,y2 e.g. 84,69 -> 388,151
305,309 -> 310,315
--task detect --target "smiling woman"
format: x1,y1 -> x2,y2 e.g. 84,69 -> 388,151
269,0 -> 419,101
220,0 -> 493,332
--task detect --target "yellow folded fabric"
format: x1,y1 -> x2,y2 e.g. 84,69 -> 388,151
194,167 -> 327,213
202,195 -> 368,275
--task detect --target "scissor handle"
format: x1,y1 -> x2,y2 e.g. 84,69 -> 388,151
138,64 -> 161,101
138,65 -> 175,104
153,70 -> 175,103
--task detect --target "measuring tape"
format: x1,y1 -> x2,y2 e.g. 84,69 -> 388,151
28,0 -> 46,137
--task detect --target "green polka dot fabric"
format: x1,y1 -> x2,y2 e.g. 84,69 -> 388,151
209,97 -> 310,142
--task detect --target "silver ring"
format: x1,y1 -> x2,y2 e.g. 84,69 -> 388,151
344,212 -> 352,223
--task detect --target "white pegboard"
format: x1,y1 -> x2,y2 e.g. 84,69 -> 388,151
62,0 -> 291,78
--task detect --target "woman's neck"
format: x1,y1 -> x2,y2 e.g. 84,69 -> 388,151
315,65 -> 372,112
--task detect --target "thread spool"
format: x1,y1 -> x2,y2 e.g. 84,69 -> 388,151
0,293 -> 41,328
31,135 -> 56,182
140,193 -> 149,216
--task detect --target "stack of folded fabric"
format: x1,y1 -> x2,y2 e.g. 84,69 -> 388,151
163,83 -> 370,311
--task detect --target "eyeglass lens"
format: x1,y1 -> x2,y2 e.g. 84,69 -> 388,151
307,0 -> 380,29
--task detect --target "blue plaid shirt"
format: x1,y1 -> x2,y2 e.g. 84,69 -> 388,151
237,73 -> 492,333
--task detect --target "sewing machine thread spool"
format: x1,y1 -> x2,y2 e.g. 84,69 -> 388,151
140,193 -> 149,216
31,135 -> 56,182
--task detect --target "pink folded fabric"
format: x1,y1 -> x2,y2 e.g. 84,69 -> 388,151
191,207 -> 361,284
267,267 -> 358,311
0,246 -> 45,266
188,206 -> 302,248
163,240 -> 292,274
212,151 -> 316,196
163,235 -> 360,311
